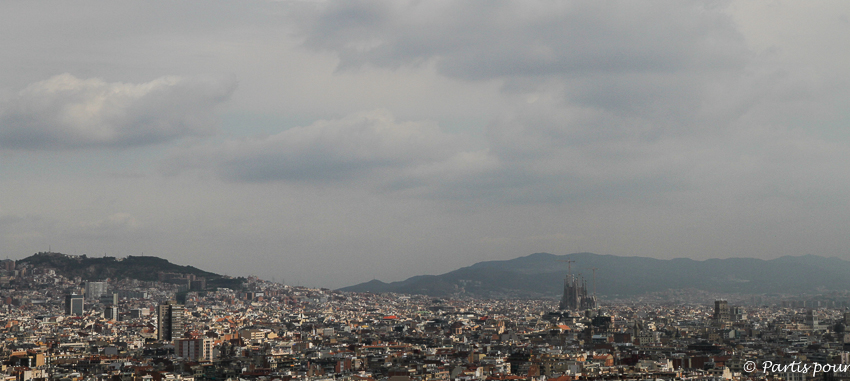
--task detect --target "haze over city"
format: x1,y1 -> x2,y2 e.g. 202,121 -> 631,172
1,1 -> 849,289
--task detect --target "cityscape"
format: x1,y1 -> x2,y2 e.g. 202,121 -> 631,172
3,252 -> 850,381
2,1 -> 849,381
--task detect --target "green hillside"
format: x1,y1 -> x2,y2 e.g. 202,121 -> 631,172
19,252 -> 245,289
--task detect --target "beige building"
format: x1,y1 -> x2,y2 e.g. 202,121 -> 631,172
175,338 -> 215,362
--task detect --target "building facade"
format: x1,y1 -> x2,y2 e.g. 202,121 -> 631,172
104,306 -> 118,320
65,294 -> 84,316
714,300 -> 730,322
85,281 -> 108,300
175,338 -> 214,361
157,302 -> 185,342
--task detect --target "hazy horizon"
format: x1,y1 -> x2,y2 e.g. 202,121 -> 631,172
2,1 -> 850,289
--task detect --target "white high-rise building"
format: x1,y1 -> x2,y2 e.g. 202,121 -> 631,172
86,281 -> 108,300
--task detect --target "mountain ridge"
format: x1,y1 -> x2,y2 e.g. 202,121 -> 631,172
339,252 -> 850,298
17,251 -> 245,289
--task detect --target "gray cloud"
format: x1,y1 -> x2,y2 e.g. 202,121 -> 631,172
0,74 -> 236,150
290,0 -> 762,172
3,0 -> 850,288
170,106 -> 693,205
298,1 -> 745,74
152,1 -> 850,211
168,109 -> 462,182
295,1 -> 748,109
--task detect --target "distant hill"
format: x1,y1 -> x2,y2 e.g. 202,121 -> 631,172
339,252 -> 850,298
18,252 -> 245,289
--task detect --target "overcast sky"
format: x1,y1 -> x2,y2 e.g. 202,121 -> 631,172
2,1 -> 849,289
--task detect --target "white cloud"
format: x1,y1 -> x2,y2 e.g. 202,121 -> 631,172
0,73 -> 236,149
168,109 -> 463,182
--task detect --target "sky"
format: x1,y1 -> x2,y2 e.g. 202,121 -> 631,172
1,1 -> 850,289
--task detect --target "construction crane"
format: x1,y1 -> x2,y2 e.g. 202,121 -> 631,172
557,259 -> 576,278
587,267 -> 598,298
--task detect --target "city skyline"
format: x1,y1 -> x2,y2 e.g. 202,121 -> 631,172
2,1 -> 850,289
4,254 -> 848,381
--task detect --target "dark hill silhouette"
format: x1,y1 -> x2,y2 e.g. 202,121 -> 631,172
18,252 -> 245,289
340,252 -> 850,298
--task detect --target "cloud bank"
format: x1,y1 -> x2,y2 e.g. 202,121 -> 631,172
3,0 -> 850,288
0,74 -> 236,150
295,1 -> 749,116
167,109 -> 461,183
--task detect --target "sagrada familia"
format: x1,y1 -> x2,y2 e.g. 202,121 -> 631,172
559,272 -> 597,310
